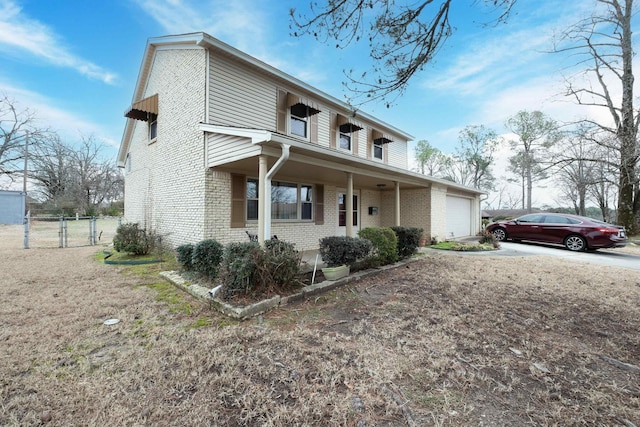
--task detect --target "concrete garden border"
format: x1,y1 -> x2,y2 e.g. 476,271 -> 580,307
160,256 -> 423,320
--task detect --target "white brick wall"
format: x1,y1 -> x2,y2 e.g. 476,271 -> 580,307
124,47 -> 207,247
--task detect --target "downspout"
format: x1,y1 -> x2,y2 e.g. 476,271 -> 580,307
262,143 -> 291,245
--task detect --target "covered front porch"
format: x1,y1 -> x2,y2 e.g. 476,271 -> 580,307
201,124 -> 477,250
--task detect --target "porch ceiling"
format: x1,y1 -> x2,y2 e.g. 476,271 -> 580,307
212,146 -> 427,191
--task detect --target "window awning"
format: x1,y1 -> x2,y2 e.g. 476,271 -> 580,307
125,94 -> 158,121
337,114 -> 363,133
287,93 -> 321,116
372,129 -> 393,144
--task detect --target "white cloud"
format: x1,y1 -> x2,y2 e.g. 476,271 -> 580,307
0,0 -> 117,84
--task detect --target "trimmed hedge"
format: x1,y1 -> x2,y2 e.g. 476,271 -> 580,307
390,226 -> 423,259
175,243 -> 195,270
358,227 -> 398,267
192,239 -> 224,280
318,236 -> 372,267
113,223 -> 160,256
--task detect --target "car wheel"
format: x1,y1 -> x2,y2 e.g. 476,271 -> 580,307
492,227 -> 507,241
564,235 -> 586,251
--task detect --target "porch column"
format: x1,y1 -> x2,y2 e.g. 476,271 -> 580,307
258,155 -> 268,245
394,181 -> 401,226
346,172 -> 354,237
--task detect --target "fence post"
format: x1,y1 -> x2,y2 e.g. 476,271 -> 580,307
58,216 -> 63,248
91,217 -> 97,245
118,216 -> 122,227
64,217 -> 68,248
23,210 -> 30,249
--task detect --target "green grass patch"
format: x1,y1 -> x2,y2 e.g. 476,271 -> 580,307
188,316 -> 213,329
143,282 -> 196,315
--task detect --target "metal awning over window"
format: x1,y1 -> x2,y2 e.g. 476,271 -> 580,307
125,94 -> 158,121
338,114 -> 363,133
287,93 -> 321,117
372,129 -> 393,144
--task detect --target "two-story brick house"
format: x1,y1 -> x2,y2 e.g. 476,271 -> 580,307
117,32 -> 483,250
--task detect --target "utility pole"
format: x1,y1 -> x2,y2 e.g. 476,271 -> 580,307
23,131 -> 28,194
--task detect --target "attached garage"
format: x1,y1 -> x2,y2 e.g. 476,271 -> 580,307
446,195 -> 472,238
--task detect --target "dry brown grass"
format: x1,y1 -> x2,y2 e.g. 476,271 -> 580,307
1,224 -> 639,426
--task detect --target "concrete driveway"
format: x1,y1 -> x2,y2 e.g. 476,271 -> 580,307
455,240 -> 640,271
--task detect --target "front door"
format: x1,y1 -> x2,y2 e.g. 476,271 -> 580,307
337,191 -> 360,236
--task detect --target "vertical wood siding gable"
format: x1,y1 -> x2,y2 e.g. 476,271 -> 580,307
315,184 -> 324,225
230,174 -> 246,228
276,89 -> 287,133
310,114 -> 319,144
329,113 -> 337,149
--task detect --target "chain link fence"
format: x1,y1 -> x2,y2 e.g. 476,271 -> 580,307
22,213 -> 121,249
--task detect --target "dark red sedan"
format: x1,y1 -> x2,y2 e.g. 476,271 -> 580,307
486,213 -> 627,251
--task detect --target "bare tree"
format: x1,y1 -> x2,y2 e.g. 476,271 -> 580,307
29,135 -> 123,215
290,0 -> 517,104
28,133 -> 74,202
555,0 -> 639,232
552,128 -> 599,216
0,96 -> 47,182
506,110 -> 559,212
70,136 -> 123,216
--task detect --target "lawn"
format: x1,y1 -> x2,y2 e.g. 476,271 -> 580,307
0,227 -> 638,425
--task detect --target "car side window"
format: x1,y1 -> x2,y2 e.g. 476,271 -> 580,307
518,214 -> 544,223
544,215 -> 570,224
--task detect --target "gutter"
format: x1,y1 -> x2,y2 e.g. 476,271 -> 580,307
262,143 -> 290,242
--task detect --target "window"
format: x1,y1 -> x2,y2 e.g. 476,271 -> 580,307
338,194 -> 358,226
149,114 -> 158,140
290,103 -> 309,138
247,179 -> 259,220
246,179 -> 313,221
373,140 -> 383,160
517,214 -> 544,223
301,185 -> 313,220
339,132 -> 351,150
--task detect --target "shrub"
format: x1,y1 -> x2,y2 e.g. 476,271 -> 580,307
257,239 -> 302,293
221,241 -> 260,297
390,226 -> 423,259
221,239 -> 302,299
477,231 -> 500,249
175,243 -> 195,270
318,236 -> 373,267
192,239 -> 224,280
113,223 -> 160,256
358,227 -> 398,267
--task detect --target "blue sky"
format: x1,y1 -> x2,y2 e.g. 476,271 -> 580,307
0,0 -> 619,206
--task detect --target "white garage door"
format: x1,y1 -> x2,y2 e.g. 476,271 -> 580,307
446,196 -> 471,238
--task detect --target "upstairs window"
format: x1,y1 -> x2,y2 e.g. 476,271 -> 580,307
290,104 -> 308,138
339,132 -> 351,150
373,140 -> 383,160
372,129 -> 392,161
149,114 -> 158,140
288,94 -> 320,139
337,115 -> 362,153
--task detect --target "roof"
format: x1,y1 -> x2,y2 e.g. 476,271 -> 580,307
118,32 -> 414,166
